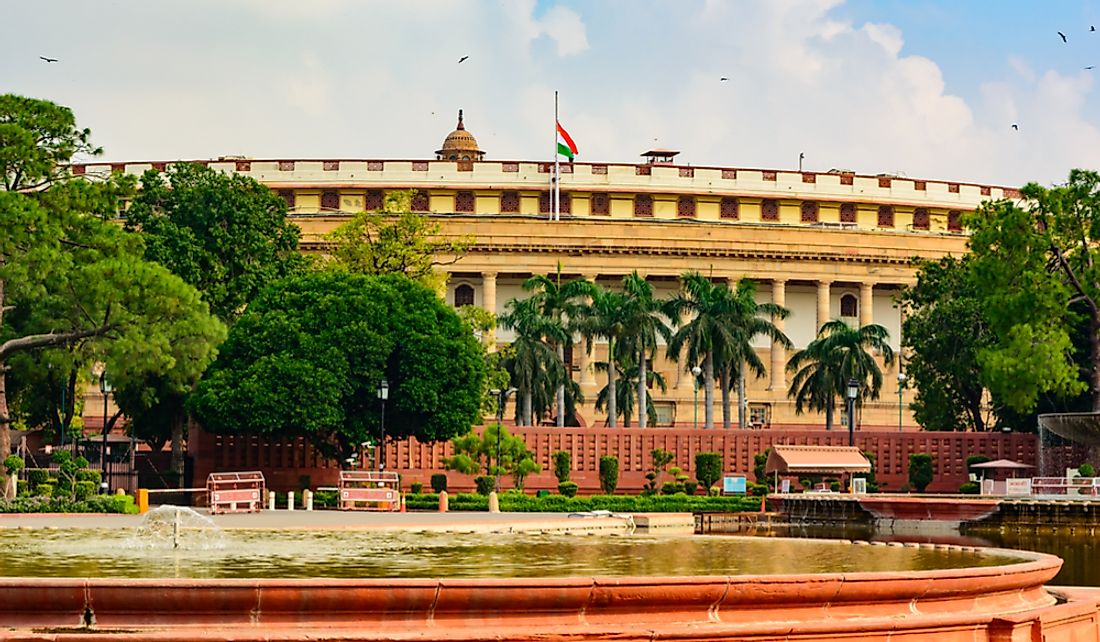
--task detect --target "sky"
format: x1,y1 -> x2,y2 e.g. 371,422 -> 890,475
3,0 -> 1100,187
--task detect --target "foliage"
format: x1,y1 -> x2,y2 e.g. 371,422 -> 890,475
3,455 -> 22,477
599,456 -> 619,494
787,320 -> 895,431
498,297 -> 566,426
966,455 -> 991,472
325,190 -> 470,292
402,492 -> 763,513
908,453 -> 934,493
683,481 -> 698,495
474,475 -> 495,496
573,285 -> 630,427
0,93 -> 101,192
410,482 -> 424,494
552,451 -> 571,483
958,481 -> 980,494
593,348 -> 666,427
694,452 -> 723,489
852,452 -> 879,492
753,448 -> 771,483
0,492 -> 136,514
1079,463 -> 1095,477
430,473 -> 448,494
558,481 -> 579,497
443,423 -> 541,489
190,272 -> 485,458
618,272 -> 672,429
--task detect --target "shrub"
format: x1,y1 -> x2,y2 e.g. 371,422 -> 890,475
552,451 -> 571,483
598,456 -> 619,494
35,483 -> 53,497
694,452 -> 722,490
908,453 -> 934,493
830,480 -> 841,492
314,490 -> 338,508
474,475 -> 495,496
558,481 -> 579,497
1079,463 -> 1096,477
76,470 -> 102,485
74,481 -> 96,501
966,455 -> 991,472
661,481 -> 684,495
958,481 -> 980,495
708,485 -> 721,497
27,469 -> 48,491
3,455 -> 23,477
683,481 -> 698,496
410,482 -> 424,495
536,489 -> 550,498
747,482 -> 769,496
430,473 -> 448,493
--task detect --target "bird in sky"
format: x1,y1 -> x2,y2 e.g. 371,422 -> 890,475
719,77 -> 729,81
1091,25 -> 1096,31
457,55 -> 469,63
1087,66 -> 1095,70
1011,123 -> 1019,131
39,56 -> 58,63
1058,31 -> 1067,42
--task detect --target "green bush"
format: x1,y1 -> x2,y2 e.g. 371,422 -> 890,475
0,493 -> 138,514
474,475 -> 495,496
552,451 -> 571,483
410,482 -> 424,495
958,481 -> 980,495
35,483 -> 53,498
27,469 -> 48,492
558,481 -> 579,497
430,473 -> 448,493
314,490 -> 338,508
830,480 -> 841,492
1079,463 -> 1096,477
536,489 -> 550,498
747,482 -> 769,496
708,485 -> 721,497
694,452 -> 722,490
74,481 -> 96,501
683,481 -> 698,496
908,453 -> 934,493
3,455 -> 24,477
599,456 -> 619,494
661,481 -> 684,495
76,470 -> 102,485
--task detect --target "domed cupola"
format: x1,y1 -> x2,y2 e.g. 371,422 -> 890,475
435,109 -> 485,161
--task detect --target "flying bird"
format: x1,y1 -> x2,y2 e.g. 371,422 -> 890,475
719,77 -> 729,81
1087,66 -> 1095,70
39,56 -> 58,63
1058,31 -> 1067,42
457,55 -> 469,63
1011,123 -> 1019,131
1091,25 -> 1096,31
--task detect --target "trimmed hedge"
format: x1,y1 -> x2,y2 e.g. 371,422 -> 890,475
402,492 -> 761,513
0,493 -> 138,514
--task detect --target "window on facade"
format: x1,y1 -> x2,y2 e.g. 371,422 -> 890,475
840,202 -> 857,223
912,207 -> 930,230
748,404 -> 770,428
719,197 -> 739,219
366,189 -> 384,211
877,205 -> 894,227
634,194 -> 653,217
563,344 -> 574,371
948,210 -> 962,232
454,284 -> 475,308
539,192 -> 551,214
591,193 -> 610,215
840,293 -> 858,318
278,189 -> 296,209
653,402 -> 676,427
501,191 -> 520,213
321,190 -> 340,211
677,195 -> 696,218
761,199 -> 779,221
800,201 -> 819,223
455,191 -> 475,213
559,192 -> 571,214
411,191 -> 429,212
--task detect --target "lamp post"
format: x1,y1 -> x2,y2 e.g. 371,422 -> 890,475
896,372 -> 907,432
690,366 -> 702,429
377,379 -> 389,471
490,387 -> 518,492
846,378 -> 859,447
99,370 -> 112,491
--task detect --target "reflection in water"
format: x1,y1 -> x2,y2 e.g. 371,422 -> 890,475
0,529 -> 1018,580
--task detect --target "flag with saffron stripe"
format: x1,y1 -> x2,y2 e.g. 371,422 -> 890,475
557,121 -> 578,161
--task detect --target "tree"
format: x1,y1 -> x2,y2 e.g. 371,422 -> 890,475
188,272 -> 485,457
498,297 -> 565,426
594,348 -> 666,427
966,170 -> 1100,414
443,423 -> 541,490
908,453 -> 933,493
619,272 -> 670,429
694,452 -> 723,490
325,190 -> 470,292
901,256 -> 996,431
0,93 -> 100,192
574,285 -> 629,427
786,320 -> 896,430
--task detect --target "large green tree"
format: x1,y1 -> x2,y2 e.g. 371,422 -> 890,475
966,170 -> 1100,414
1,94 -> 100,192
188,272 -> 485,457
498,297 -> 566,426
574,285 -> 629,427
618,272 -> 670,429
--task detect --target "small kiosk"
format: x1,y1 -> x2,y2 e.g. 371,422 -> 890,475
338,470 -> 401,511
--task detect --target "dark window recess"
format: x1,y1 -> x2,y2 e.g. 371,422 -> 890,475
455,191 -> 475,213
591,193 -> 610,215
634,194 -> 653,217
501,191 -> 520,213
877,205 -> 894,228
559,192 -> 571,214
411,191 -> 429,212
840,294 -> 858,318
677,195 -> 696,218
321,190 -> 340,211
454,284 -> 475,308
539,192 -> 551,214
563,344 -> 574,370
912,208 -> 930,230
840,203 -> 857,223
279,190 -> 295,209
801,201 -> 819,223
720,197 -> 739,219
948,210 -> 963,231
761,199 -> 779,221
366,189 -> 384,211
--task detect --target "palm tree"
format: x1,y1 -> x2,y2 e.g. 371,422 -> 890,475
595,347 -> 667,427
522,264 -> 590,427
722,279 -> 791,429
786,320 -> 896,430
499,297 -> 566,426
619,272 -> 671,429
573,285 -> 628,427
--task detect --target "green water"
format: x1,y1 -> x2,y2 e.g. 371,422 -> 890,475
0,528 -> 1020,579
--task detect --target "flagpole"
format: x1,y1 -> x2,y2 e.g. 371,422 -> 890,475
554,91 -> 560,222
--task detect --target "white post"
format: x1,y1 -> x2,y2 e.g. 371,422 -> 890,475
304,489 -> 313,511
268,490 -> 276,511
553,90 -> 560,221
287,491 -> 295,511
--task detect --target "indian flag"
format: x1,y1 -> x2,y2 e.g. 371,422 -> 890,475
556,121 -> 578,161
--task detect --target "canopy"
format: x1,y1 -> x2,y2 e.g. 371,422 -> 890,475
764,445 -> 871,476
970,459 -> 1034,469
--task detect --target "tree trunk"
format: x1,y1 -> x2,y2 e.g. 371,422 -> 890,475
522,390 -> 533,427
637,348 -> 648,429
738,366 -> 747,429
556,343 -> 566,427
606,338 -> 617,428
703,351 -> 715,429
0,274 -> 10,500
825,402 -> 834,431
170,414 -> 185,488
720,367 -> 731,429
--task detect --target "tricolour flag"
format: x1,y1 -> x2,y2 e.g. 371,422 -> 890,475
556,121 -> 578,161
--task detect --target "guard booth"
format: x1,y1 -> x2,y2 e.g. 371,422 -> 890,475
207,471 -> 265,514
338,471 -> 400,511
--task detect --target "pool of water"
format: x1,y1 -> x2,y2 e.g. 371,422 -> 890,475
0,528 -> 1021,579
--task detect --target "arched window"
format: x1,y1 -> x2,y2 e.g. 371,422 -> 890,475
454,284 -> 475,308
840,294 -> 858,318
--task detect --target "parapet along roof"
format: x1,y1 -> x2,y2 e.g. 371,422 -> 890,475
765,445 -> 872,476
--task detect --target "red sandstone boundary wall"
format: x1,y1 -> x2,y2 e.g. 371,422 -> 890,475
190,427 -> 1047,494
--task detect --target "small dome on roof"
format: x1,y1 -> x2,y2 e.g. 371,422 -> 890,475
436,110 -> 485,161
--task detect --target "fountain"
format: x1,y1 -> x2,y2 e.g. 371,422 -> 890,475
132,505 -> 224,550
1038,412 -> 1100,476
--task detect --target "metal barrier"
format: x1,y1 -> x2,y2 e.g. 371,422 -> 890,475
207,471 -> 265,514
1030,477 -> 1100,496
338,471 -> 400,511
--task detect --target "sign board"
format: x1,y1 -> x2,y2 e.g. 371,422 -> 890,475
1005,478 -> 1033,496
851,477 -> 867,494
981,479 -> 995,495
779,479 -> 791,494
722,476 -> 747,494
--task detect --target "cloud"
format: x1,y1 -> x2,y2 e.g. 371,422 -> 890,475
538,6 -> 589,56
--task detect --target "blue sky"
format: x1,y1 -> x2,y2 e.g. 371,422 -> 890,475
3,1 -> 1098,186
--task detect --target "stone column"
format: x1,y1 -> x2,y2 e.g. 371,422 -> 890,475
860,282 -> 874,327
816,280 -> 832,331
482,271 -> 497,349
770,279 -> 786,390
579,274 -> 598,387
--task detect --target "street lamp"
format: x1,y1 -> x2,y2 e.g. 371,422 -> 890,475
896,372 -> 907,432
99,370 -> 112,490
845,378 -> 859,447
490,387 -> 518,492
377,379 -> 389,471
690,366 -> 702,429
